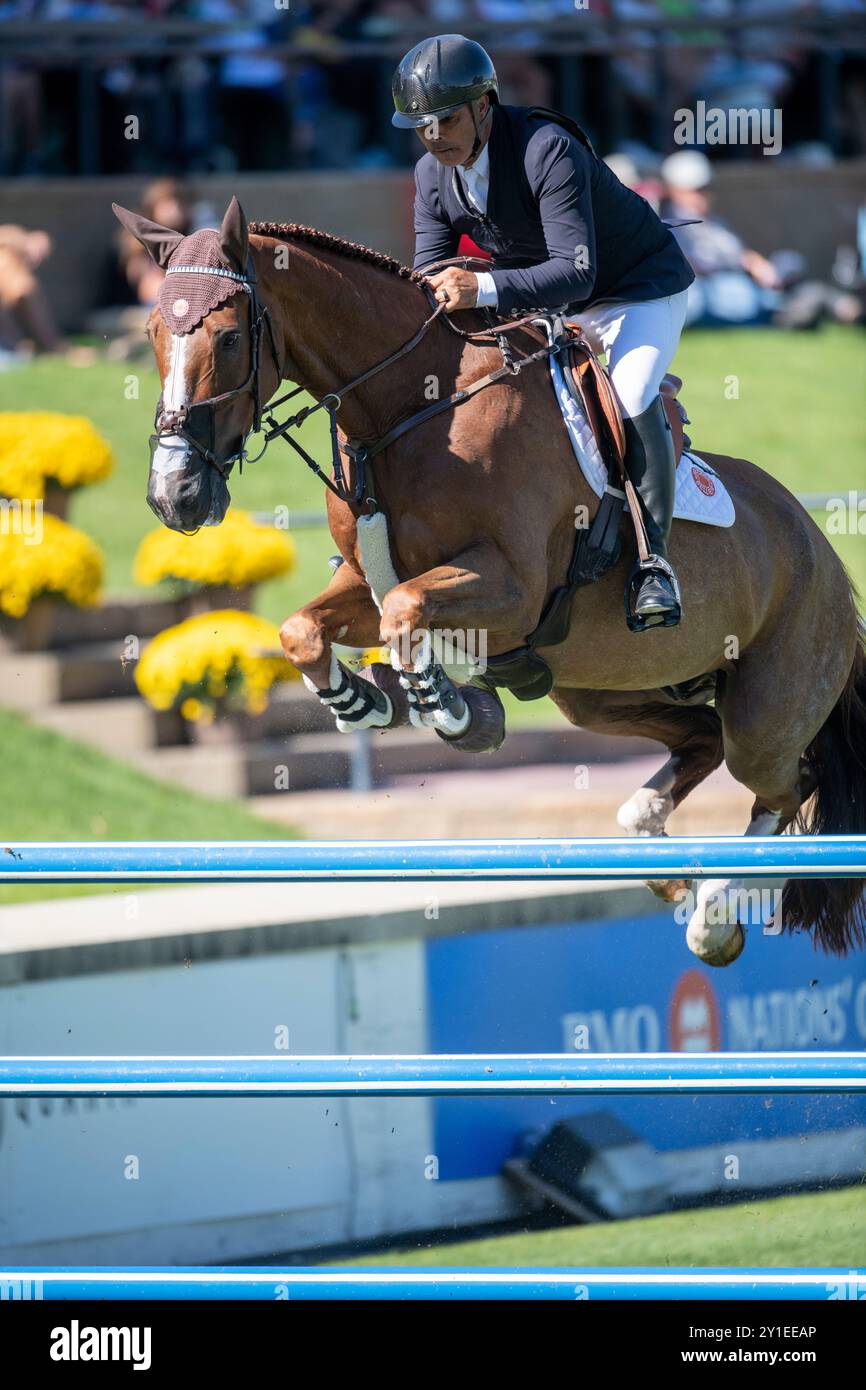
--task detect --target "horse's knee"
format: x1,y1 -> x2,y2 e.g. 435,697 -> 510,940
380,584 -> 426,654
279,610 -> 326,669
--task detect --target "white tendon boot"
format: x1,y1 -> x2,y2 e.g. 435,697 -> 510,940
303,652 -> 394,733
392,632 -> 471,737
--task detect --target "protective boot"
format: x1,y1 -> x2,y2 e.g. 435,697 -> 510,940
622,394 -> 681,628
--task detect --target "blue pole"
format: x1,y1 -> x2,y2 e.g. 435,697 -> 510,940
1,1053 -> 864,1097
1,836 -> 865,882
0,1267 -> 861,1300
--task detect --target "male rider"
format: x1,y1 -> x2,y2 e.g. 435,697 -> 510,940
392,34 -> 695,627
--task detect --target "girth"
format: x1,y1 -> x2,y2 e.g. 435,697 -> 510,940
479,324 -> 630,701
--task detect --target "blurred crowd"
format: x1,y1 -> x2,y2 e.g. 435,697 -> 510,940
2,151 -> 863,367
1,0 -> 865,174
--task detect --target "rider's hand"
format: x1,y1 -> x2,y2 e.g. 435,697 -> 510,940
426,267 -> 479,311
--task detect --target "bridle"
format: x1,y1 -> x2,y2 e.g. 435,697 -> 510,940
150,251 -> 565,512
150,254 -> 281,481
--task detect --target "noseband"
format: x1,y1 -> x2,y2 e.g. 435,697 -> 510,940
150,255 -> 281,480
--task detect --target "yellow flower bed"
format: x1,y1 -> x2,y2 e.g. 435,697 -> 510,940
134,510 -> 296,590
135,609 -> 296,720
0,413 -> 113,500
0,513 -> 104,617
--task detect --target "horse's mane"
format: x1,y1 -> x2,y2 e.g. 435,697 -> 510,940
249,221 -> 428,285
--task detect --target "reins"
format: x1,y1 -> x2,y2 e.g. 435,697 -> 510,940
150,249 -> 564,513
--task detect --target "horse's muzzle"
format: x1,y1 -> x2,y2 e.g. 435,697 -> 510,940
147,434 -> 230,530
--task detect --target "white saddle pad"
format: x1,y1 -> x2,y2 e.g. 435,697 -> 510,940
549,351 -> 736,528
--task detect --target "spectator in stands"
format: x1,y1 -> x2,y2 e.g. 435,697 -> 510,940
662,149 -> 784,325
117,177 -> 194,308
0,224 -> 93,364
662,149 -> 863,329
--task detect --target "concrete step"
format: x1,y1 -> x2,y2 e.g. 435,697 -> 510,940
37,698 -> 183,754
34,687 -> 331,753
226,683 -> 337,739
0,651 -> 61,708
260,724 -> 654,793
0,596 -> 187,652
248,760 -> 753,841
129,744 -> 249,800
56,643 -> 140,701
142,725 -> 658,799
0,643 -> 138,705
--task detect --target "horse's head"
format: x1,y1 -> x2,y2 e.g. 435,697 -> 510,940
112,197 -> 281,531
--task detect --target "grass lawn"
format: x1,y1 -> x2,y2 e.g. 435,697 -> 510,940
0,707 -> 291,906
1,325 -> 864,738
339,1186 -> 866,1270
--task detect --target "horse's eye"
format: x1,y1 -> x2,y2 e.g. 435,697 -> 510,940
221,332 -> 240,349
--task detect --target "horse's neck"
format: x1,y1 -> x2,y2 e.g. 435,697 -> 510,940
261,242 -> 458,441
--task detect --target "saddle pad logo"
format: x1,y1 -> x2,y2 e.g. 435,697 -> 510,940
691,465 -> 716,497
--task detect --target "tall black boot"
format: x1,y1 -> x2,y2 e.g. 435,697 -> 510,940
622,395 -> 682,629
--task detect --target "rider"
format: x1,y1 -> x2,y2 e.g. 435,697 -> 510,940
392,34 -> 695,627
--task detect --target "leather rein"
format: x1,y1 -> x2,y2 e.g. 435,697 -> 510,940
150,253 -> 562,509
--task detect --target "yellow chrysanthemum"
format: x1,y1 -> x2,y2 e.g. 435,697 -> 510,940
0,513 -> 104,618
134,510 -> 296,590
0,413 -> 113,500
135,609 -> 298,719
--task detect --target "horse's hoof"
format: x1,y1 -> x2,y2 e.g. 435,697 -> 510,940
435,684 -> 506,753
648,876 -> 693,904
362,662 -> 411,728
688,922 -> 746,968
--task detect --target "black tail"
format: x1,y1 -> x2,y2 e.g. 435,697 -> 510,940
783,622 -> 866,953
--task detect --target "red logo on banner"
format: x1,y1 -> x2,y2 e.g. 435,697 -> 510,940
668,969 -> 722,1052
691,466 -> 716,497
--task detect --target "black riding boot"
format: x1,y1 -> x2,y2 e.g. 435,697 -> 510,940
622,395 -> 682,629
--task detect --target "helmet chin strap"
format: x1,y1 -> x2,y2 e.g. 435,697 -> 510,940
465,101 -> 490,165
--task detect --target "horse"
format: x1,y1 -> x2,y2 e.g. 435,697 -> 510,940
113,196 -> 866,967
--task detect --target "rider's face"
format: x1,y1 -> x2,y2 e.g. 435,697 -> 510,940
416,97 -> 489,167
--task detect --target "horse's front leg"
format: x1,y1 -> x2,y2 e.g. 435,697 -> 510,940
378,542 -> 535,751
279,561 -> 408,732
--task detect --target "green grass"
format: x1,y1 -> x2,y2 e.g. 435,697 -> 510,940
338,1186 -> 866,1270
0,707 -> 291,905
677,325 -> 866,598
1,326 -> 864,739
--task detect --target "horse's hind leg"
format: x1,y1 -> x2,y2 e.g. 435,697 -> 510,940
684,625 -> 848,966
280,560 -> 409,732
550,688 -> 724,900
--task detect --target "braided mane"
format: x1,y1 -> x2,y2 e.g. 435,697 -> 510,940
249,221 -> 427,284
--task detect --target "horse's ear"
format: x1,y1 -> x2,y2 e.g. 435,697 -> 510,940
219,196 -> 249,272
112,203 -> 184,268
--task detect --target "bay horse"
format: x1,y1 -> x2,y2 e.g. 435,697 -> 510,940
114,197 -> 866,967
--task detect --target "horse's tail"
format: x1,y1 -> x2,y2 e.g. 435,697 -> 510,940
782,619 -> 866,953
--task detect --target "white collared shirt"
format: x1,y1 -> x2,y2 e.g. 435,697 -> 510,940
458,142 -> 498,308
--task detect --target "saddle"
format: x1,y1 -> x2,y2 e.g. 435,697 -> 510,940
565,329 -> 690,467
478,328 -> 690,701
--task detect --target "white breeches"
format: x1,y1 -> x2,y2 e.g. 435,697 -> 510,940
569,288 -> 689,419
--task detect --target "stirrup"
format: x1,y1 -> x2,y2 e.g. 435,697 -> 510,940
625,555 -> 682,633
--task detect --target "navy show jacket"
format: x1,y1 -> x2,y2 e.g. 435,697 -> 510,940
412,104 -> 695,316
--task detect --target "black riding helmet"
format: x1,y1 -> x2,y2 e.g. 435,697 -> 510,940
392,34 -> 499,130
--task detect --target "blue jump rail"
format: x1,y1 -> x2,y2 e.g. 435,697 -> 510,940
1,1052 -> 865,1098
1,1267 -> 862,1300
1,835 -> 865,882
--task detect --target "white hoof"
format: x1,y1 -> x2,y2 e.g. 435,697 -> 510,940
686,877 -> 747,968
616,787 -> 674,837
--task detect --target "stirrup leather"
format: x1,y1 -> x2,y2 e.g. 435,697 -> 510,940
624,555 -> 683,633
